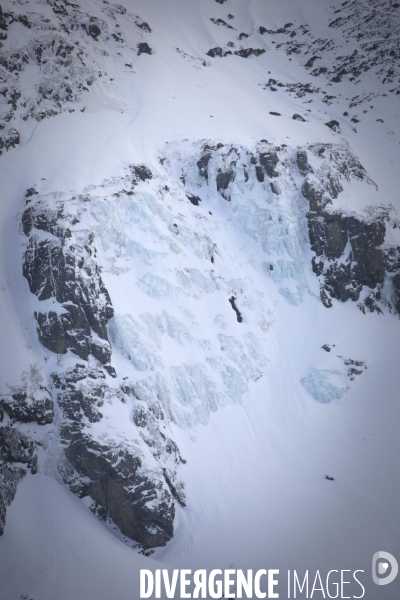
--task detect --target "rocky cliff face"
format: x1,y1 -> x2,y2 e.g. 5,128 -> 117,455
0,363 -> 50,533
11,137 -> 400,549
298,144 -> 399,312
18,185 -> 185,550
167,139 -> 400,316
22,192 -> 114,366
1,0 -> 399,560
0,425 -> 37,535
52,364 -> 182,549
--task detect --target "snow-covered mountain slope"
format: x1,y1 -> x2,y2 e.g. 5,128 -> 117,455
0,0 -> 399,598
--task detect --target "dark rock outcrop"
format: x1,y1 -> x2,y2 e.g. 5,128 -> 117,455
1,363 -> 53,427
216,169 -> 235,194
187,193 -> 201,206
2,392 -> 53,425
137,42 -> 152,55
65,434 -> 174,548
130,164 -> 153,183
210,18 -> 234,30
259,150 -> 279,177
0,425 -> 37,535
0,1 -> 153,155
229,296 -> 243,322
296,150 -> 313,176
0,463 -> 25,535
52,364 -> 184,549
299,144 -> 397,311
234,48 -> 265,58
392,273 -> 400,313
53,364 -> 106,424
0,127 -> 20,154
309,210 -> 386,304
206,47 -> 227,58
325,119 -> 340,132
255,165 -> 265,182
197,151 -> 213,180
22,196 -> 114,365
206,47 -> 265,58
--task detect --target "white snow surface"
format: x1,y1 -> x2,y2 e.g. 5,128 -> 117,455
0,0 -> 400,598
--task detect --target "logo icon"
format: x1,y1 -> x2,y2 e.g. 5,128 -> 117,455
372,551 -> 398,585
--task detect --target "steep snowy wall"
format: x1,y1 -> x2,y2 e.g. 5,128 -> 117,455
2,136 -> 397,549
0,0 -> 399,583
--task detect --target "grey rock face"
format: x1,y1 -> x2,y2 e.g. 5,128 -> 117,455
325,119 -> 340,132
0,464 -> 25,535
0,363 -> 57,534
234,48 -> 266,58
174,140 -> 400,316
229,296 -> 243,322
259,150 -> 279,177
0,127 -> 20,155
269,0 -> 400,100
18,172 -> 187,550
137,42 -> 152,56
196,151 -> 213,179
0,425 -> 37,535
187,193 -> 201,206
196,142 -> 283,199
210,17 -> 234,30
1,363 -> 54,425
65,434 -> 174,548
216,169 -> 235,195
22,195 -> 114,364
35,311 -> 68,355
296,150 -> 313,176
52,364 -> 183,549
300,144 -> 398,311
0,426 -> 34,464
392,274 -> 400,312
53,364 -> 106,424
130,164 -> 153,183
2,392 -> 53,425
206,47 -> 225,58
